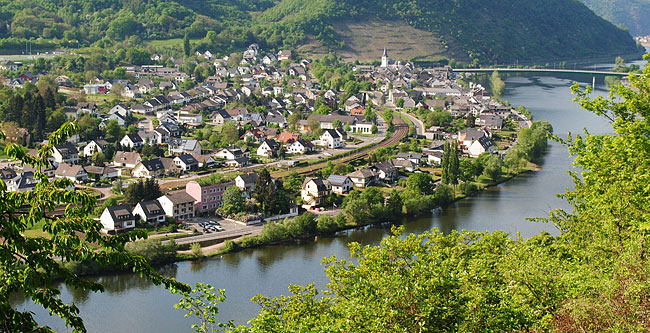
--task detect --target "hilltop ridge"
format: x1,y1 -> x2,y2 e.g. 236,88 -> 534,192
0,0 -> 643,63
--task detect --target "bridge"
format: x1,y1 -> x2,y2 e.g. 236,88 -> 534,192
453,68 -> 635,77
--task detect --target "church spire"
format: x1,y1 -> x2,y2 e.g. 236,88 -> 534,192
383,48 -> 387,57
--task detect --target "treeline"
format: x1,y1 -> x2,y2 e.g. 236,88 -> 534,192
0,81 -> 66,142
62,239 -> 177,276
0,0 -> 642,63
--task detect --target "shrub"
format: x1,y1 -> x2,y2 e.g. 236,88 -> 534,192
190,243 -> 203,258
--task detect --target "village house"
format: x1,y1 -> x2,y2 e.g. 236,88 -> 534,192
5,172 -> 38,193
100,205 -> 136,234
83,140 -> 109,157
392,158 -> 418,172
84,165 -> 119,181
192,154 -> 217,168
235,172 -> 258,194
214,146 -> 249,160
458,128 -> 489,148
327,175 -> 353,194
257,139 -> 281,157
320,129 -> 346,149
372,161 -> 398,184
347,168 -> 378,188
120,133 -> 144,149
468,136 -> 494,157
287,138 -> 314,154
132,200 -> 166,224
113,151 -> 142,169
396,152 -> 423,166
169,139 -> 202,155
173,154 -> 199,172
241,129 -> 265,143
476,113 -> 504,130
53,142 -> 79,166
54,163 -> 88,183
157,191 -> 195,221
132,158 -> 165,178
186,180 -> 234,213
301,177 -> 331,208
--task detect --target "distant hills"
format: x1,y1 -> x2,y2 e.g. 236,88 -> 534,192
0,0 -> 643,63
580,0 -> 650,36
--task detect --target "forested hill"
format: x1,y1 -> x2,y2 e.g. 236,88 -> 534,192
0,0 -> 643,63
580,0 -> 650,36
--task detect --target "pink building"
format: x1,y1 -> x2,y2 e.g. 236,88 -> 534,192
185,180 -> 234,213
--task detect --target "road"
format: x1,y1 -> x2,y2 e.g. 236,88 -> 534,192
399,111 -> 426,138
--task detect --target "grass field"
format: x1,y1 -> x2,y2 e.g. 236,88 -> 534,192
147,38 -> 201,49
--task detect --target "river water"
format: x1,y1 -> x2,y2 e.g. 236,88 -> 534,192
16,58 -> 647,332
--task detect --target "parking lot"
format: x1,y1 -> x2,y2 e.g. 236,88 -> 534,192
185,216 -> 251,235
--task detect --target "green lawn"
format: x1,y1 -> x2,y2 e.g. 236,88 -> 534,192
23,219 -> 51,239
147,38 -> 201,48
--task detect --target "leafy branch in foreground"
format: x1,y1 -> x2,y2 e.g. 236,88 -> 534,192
0,122 -> 189,332
175,283 -> 232,333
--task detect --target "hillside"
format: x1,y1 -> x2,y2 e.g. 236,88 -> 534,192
0,0 -> 643,63
580,0 -> 650,35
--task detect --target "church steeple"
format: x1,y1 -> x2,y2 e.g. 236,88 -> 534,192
381,48 -> 388,68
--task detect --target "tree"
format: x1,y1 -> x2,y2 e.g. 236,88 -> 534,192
254,169 -> 276,213
287,113 -> 299,132
104,119 -> 126,143
124,179 -> 162,204
465,114 -> 475,127
220,186 -> 245,215
490,71 -> 505,97
0,123 -> 187,331
371,124 -> 378,134
406,173 -> 436,195
175,283 -> 230,333
184,32 -> 191,57
482,154 -> 503,182
220,121 -> 239,145
90,152 -> 105,166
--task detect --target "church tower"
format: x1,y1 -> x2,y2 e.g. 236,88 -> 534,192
381,48 -> 388,68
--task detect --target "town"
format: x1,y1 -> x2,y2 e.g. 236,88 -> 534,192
0,45 -> 538,249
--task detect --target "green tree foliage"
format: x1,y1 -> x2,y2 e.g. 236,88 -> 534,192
441,141 -> 459,185
254,169 -> 288,214
175,283 -> 231,333
406,173 -> 436,196
183,31 -> 191,57
490,71 -> 505,97
0,122 -> 188,332
219,186 -> 246,215
220,121 -> 240,146
104,119 -> 126,143
124,178 -> 163,204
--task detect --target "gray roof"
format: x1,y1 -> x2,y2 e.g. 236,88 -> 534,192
176,154 -> 198,165
163,190 -> 195,204
238,172 -> 257,184
327,175 -> 350,186
105,204 -> 134,221
141,158 -> 164,171
136,200 -> 164,218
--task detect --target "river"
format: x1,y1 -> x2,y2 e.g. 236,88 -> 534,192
15,57 -> 647,332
